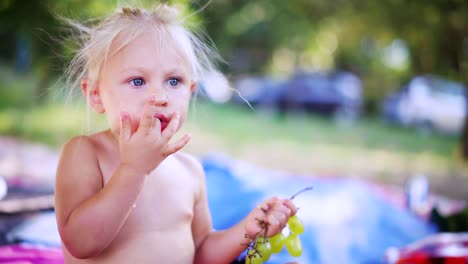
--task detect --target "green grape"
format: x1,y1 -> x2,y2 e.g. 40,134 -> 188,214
245,249 -> 263,264
255,237 -> 271,262
288,215 -> 305,234
285,233 -> 303,257
269,232 -> 286,253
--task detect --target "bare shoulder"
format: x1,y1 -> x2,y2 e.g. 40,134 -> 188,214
57,136 -> 101,171
58,131 -> 110,166
55,135 -> 103,222
61,135 -> 99,156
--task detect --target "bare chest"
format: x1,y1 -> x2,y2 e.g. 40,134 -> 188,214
100,158 -> 196,234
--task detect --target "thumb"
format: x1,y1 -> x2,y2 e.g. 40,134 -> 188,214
120,112 -> 132,143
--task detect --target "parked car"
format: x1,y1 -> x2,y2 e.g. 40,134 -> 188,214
231,71 -> 363,119
382,75 -> 467,135
272,71 -> 363,119
230,75 -> 284,107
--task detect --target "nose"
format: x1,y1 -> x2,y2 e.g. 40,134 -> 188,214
150,88 -> 168,106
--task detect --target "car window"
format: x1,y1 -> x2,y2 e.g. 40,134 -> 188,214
429,78 -> 464,96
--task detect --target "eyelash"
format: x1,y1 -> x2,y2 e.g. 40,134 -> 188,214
129,77 -> 145,87
167,78 -> 181,87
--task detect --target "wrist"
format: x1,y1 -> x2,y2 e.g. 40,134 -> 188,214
119,162 -> 148,178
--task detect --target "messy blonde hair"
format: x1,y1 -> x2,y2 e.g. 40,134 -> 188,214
64,3 -> 219,102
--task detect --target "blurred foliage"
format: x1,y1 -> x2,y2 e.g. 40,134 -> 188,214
201,0 -> 467,112
0,0 -> 198,106
0,0 -> 466,109
0,0 -> 467,158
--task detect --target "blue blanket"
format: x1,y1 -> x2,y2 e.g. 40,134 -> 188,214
204,155 -> 436,264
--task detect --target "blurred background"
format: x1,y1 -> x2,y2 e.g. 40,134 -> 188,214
1,0 -> 466,197
0,0 -> 468,263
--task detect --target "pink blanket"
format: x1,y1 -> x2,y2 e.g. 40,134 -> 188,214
0,244 -> 63,264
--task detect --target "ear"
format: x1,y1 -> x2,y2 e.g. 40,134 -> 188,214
190,81 -> 197,94
81,79 -> 105,114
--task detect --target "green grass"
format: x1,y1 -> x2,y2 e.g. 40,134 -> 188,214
187,101 -> 458,156
0,103 -> 107,147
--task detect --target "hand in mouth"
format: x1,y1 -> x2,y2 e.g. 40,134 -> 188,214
154,113 -> 169,132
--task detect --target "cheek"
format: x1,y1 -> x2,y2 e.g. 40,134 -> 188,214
177,102 -> 190,120
177,115 -> 187,131
109,107 -> 143,134
122,99 -> 147,132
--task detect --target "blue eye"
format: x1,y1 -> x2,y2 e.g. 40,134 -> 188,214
130,78 -> 145,87
168,78 -> 179,87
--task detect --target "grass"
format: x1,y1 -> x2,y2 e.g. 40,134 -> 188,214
1,100 -> 466,198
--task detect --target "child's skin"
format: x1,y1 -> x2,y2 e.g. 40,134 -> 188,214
55,31 -> 297,264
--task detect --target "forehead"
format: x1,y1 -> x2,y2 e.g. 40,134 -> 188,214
106,31 -> 192,74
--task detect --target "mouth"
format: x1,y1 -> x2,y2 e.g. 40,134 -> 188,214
154,113 -> 169,131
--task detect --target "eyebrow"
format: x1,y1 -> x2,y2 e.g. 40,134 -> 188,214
119,66 -> 188,76
119,67 -> 148,74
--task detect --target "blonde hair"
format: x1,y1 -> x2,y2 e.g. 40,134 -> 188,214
64,3 -> 220,102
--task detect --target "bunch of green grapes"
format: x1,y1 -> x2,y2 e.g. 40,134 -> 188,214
244,187 -> 311,264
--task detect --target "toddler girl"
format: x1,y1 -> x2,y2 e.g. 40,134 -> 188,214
55,4 -> 297,264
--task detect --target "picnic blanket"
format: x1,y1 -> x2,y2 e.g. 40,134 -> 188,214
203,154 -> 437,264
0,244 -> 63,264
0,137 -> 458,263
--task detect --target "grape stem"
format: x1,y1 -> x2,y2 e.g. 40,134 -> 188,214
289,186 -> 313,200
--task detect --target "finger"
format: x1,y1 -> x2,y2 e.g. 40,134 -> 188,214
161,112 -> 180,141
119,112 -> 132,142
267,201 -> 292,227
256,201 -> 269,212
153,116 -> 161,134
271,204 -> 292,217
283,199 -> 298,215
138,96 -> 155,134
263,197 -> 279,209
165,134 -> 191,156
268,208 -> 288,225
266,214 -> 283,234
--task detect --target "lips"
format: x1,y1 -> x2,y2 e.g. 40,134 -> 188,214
154,113 -> 169,131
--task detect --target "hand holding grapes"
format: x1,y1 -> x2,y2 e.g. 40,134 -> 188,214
244,187 -> 312,264
245,197 -> 297,239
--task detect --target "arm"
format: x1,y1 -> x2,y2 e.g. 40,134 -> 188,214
189,159 -> 249,264
55,136 -> 147,259
191,163 -> 297,264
